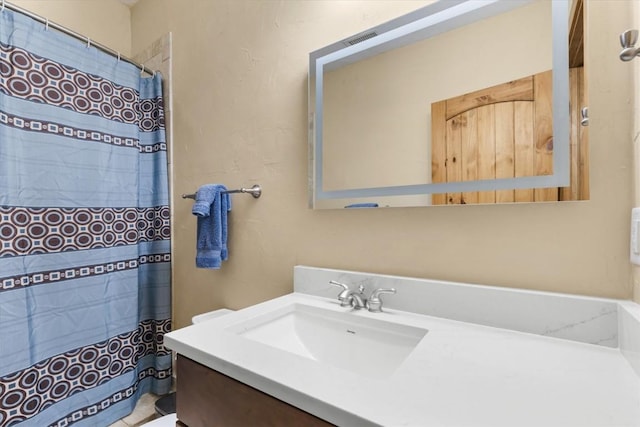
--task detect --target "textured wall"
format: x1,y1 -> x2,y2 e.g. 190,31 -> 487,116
10,0 -> 132,56
632,1 -> 640,304
128,0 -> 633,329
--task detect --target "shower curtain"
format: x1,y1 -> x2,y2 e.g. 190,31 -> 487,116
0,8 -> 171,427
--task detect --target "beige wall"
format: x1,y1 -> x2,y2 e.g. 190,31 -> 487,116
633,1 -> 640,304
10,0 -> 132,56
127,0 -> 634,329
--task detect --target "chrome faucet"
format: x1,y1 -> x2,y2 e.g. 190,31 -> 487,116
329,280 -> 396,312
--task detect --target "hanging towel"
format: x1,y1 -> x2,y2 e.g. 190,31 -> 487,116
192,184 -> 232,268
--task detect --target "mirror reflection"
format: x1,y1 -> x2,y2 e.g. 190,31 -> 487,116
310,0 -> 587,209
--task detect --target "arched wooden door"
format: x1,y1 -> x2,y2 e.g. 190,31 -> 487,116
431,71 -> 558,205
431,69 -> 587,205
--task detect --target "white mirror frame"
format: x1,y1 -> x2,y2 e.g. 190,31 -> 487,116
309,0 -> 570,208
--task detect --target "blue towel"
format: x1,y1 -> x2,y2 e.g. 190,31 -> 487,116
192,184 -> 232,268
345,203 -> 379,208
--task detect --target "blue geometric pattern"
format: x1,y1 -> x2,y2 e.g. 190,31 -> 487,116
0,9 -> 172,427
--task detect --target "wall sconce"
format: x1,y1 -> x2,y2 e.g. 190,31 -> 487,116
620,29 -> 640,61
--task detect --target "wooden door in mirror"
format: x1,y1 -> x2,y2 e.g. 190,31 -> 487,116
432,71 -> 546,204
430,0 -> 587,205
431,68 -> 587,205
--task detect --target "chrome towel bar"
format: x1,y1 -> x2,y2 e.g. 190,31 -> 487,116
181,184 -> 262,200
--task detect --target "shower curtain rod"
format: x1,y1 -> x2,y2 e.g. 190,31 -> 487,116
1,1 -> 155,76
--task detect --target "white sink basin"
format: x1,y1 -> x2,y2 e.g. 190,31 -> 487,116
226,303 -> 428,378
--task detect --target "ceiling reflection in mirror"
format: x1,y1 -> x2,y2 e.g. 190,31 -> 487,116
309,0 -> 585,209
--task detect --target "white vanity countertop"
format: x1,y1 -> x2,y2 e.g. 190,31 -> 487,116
164,293 -> 640,427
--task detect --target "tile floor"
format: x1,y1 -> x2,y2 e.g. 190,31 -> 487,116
108,393 -> 160,427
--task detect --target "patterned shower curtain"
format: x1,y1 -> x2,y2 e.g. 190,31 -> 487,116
0,8 -> 171,427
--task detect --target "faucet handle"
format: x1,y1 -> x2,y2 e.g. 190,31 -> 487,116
329,280 -> 353,307
366,288 -> 396,313
329,280 -> 349,292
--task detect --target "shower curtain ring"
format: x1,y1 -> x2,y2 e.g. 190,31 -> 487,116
45,18 -> 49,31
1,0 -> 5,13
140,64 -> 145,76
86,37 -> 91,48
117,52 -> 121,62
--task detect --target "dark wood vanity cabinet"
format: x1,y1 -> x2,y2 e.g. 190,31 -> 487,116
176,355 -> 334,427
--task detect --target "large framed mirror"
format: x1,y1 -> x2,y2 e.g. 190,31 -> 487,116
309,0 -> 587,209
